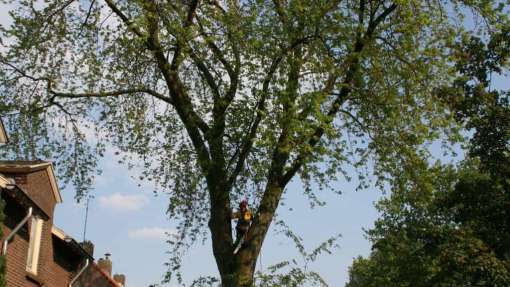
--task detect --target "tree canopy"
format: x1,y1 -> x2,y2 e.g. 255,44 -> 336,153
346,25 -> 510,287
0,0 -> 509,286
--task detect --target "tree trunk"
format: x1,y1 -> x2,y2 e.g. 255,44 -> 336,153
216,250 -> 257,287
207,183 -> 260,287
212,184 -> 283,287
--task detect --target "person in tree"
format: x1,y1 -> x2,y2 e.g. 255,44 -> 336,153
231,200 -> 253,253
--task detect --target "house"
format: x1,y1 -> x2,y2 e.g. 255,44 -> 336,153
0,160 -> 70,286
52,227 -> 127,287
0,160 -> 126,286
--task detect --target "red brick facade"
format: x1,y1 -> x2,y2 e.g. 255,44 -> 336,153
13,169 -> 58,216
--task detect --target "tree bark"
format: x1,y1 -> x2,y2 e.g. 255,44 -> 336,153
211,183 -> 284,287
216,250 -> 257,287
209,182 -> 259,287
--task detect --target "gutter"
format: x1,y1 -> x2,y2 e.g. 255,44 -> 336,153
69,258 -> 89,287
2,207 -> 32,255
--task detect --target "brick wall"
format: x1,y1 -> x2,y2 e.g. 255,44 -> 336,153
75,263 -> 120,287
1,214 -> 77,286
9,169 -> 57,216
2,221 -> 39,287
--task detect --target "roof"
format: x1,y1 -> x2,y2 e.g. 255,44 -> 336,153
0,119 -> 7,144
0,160 -> 62,203
51,226 -> 93,260
51,225 -> 68,240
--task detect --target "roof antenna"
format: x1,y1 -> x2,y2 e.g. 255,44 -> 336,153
82,194 -> 94,242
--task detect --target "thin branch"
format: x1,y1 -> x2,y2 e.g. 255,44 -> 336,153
185,0 -> 200,26
46,0 -> 76,20
78,0 -> 96,36
0,60 -> 51,82
339,109 -> 374,140
49,88 -> 173,103
188,50 -> 222,100
49,99 -> 82,136
195,16 -> 235,79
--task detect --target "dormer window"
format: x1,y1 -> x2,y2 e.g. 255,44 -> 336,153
26,216 -> 43,275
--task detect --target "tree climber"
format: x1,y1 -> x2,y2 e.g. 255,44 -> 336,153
231,199 -> 253,254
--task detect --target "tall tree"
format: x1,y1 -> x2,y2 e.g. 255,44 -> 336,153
346,26 -> 510,287
0,1 -> 507,286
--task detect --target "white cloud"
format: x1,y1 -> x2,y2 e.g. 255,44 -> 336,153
128,227 -> 178,240
98,192 -> 148,212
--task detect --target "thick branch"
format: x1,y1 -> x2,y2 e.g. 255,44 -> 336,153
272,0 -> 288,24
171,0 -> 200,69
143,0 -> 211,165
236,29 -> 306,269
143,0 -> 235,279
189,50 -> 222,100
225,34 -> 318,187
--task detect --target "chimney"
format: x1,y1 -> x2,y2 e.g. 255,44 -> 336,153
113,274 -> 126,286
97,253 -> 112,276
80,240 -> 94,257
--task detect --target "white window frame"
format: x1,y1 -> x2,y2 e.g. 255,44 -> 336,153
26,216 -> 43,275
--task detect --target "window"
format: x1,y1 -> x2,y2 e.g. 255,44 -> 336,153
26,217 -> 43,275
